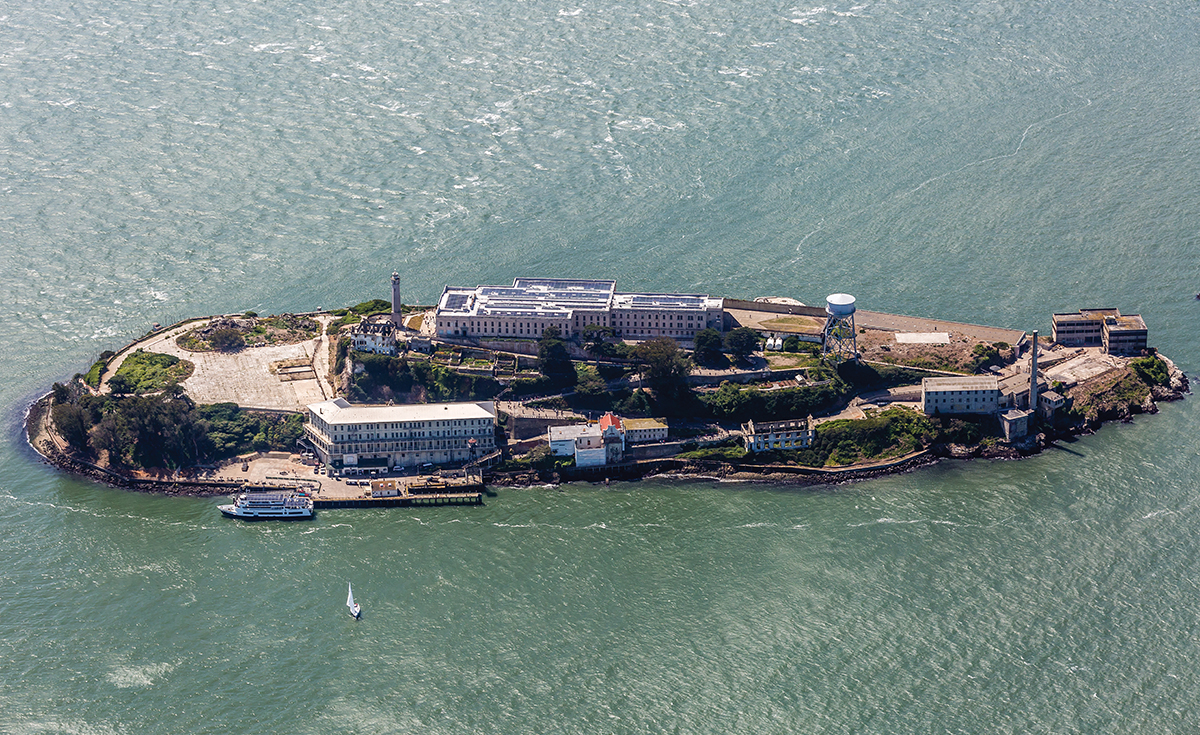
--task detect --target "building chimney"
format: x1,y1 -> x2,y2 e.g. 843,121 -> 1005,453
1029,330 -> 1039,414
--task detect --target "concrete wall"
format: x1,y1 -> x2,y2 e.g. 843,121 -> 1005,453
627,442 -> 686,460
722,298 -> 828,318
686,366 -> 810,386
575,447 -> 606,467
508,416 -> 576,442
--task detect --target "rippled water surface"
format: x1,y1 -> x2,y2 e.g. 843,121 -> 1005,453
3,0 -> 1200,731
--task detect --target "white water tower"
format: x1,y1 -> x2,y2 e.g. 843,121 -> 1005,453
823,293 -> 858,362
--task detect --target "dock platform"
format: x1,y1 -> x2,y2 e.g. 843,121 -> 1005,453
236,471 -> 485,510
312,491 -> 482,509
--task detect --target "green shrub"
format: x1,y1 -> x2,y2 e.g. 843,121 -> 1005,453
84,361 -> 106,388
349,299 -> 392,316
327,313 -> 361,335
1130,355 -> 1169,387
676,445 -> 747,462
209,328 -> 245,352
350,353 -> 503,402
113,350 -> 195,395
813,407 -> 937,466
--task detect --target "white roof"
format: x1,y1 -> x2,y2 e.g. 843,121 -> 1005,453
308,397 -> 495,425
922,376 -> 1000,392
549,424 -> 599,441
436,278 -> 721,318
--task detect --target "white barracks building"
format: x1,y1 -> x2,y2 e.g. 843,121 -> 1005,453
304,398 -> 496,469
920,377 -> 1001,415
433,278 -> 724,342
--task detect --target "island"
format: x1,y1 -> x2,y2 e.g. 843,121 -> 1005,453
26,276 -> 1190,501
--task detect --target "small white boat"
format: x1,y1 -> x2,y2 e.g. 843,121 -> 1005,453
347,582 -> 361,619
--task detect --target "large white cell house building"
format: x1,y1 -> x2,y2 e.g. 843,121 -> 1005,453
433,278 -> 724,342
303,398 -> 496,470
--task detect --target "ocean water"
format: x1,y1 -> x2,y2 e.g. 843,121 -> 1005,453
3,0 -> 1200,731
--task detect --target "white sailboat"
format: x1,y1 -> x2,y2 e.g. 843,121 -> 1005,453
347,582 -> 361,619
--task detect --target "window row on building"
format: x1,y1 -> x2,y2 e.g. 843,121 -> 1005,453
1051,308 -> 1148,355
920,377 -> 1002,415
303,398 -> 496,469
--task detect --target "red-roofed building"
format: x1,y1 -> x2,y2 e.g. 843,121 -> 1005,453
546,413 -> 626,467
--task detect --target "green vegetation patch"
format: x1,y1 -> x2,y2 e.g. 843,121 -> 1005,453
349,352 -> 503,403
737,407 -> 988,468
1130,355 -> 1170,387
84,360 -> 107,389
759,315 -> 824,331
179,315 -> 319,350
196,403 -> 305,457
350,299 -> 393,316
874,352 -> 971,373
815,407 -> 935,466
764,351 -> 823,370
54,390 -> 304,469
326,313 -> 362,335
112,350 -> 195,395
700,380 -> 850,423
1069,367 -> 1152,424
496,445 -> 573,473
676,444 -> 747,462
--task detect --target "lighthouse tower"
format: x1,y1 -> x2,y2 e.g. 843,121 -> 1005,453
391,271 -> 403,326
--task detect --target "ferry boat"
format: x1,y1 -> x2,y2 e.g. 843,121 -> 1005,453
218,492 -> 314,520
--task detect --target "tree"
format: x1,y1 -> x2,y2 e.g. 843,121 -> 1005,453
693,328 -> 724,365
209,328 -> 245,352
92,414 -> 132,465
107,374 -> 132,395
52,403 -> 91,452
538,326 -> 576,386
582,325 -> 617,358
632,337 -> 693,400
51,382 -> 72,405
725,327 -> 760,361
527,444 -> 556,470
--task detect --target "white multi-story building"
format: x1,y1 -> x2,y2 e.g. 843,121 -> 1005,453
433,278 -> 723,342
304,398 -> 496,470
921,377 -> 1001,415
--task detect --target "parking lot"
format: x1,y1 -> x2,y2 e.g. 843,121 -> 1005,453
207,452 -> 453,501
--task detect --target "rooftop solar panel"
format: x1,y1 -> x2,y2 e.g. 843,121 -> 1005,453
443,294 -> 470,311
